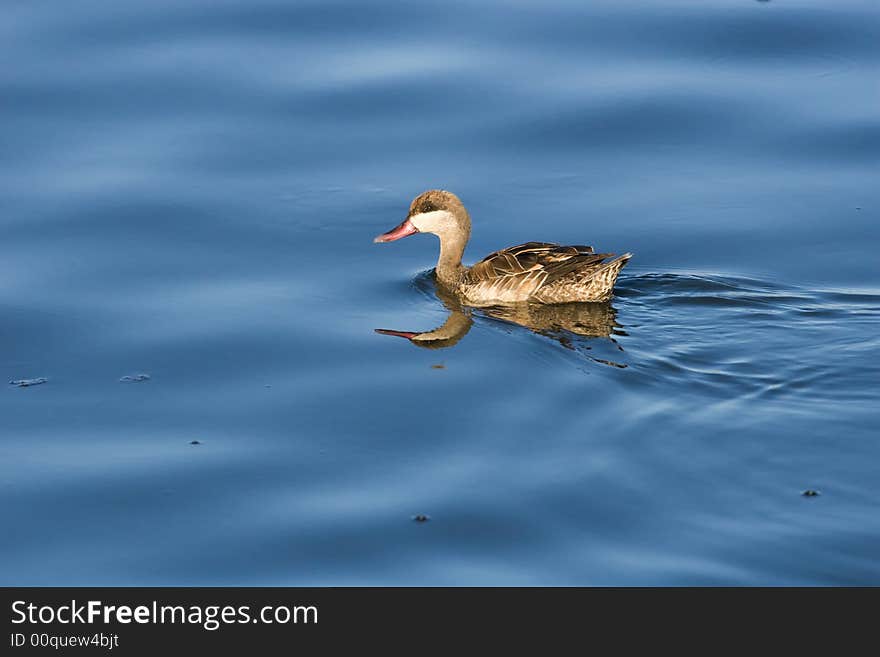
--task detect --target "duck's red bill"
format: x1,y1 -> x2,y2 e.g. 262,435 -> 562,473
375,328 -> 420,340
374,218 -> 418,243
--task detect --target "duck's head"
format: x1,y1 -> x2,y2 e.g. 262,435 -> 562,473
374,190 -> 471,245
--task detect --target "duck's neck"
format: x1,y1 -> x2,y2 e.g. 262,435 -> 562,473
436,231 -> 468,286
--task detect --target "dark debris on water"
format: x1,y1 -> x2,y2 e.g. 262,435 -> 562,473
802,489 -> 821,497
189,440 -> 202,445
412,514 -> 430,523
9,378 -> 48,387
120,374 -> 151,383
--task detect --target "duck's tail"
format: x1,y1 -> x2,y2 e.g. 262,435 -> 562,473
578,252 -> 632,302
595,252 -> 632,298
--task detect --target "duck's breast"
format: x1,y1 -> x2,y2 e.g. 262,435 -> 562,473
458,278 -> 539,305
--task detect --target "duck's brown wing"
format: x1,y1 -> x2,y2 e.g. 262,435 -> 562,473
466,242 -> 615,298
474,242 -> 593,265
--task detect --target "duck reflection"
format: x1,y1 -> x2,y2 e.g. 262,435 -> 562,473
376,310 -> 473,349
376,282 -> 626,364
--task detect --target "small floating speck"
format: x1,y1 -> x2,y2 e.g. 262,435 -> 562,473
802,489 -> 820,497
9,378 -> 47,387
189,440 -> 202,445
412,514 -> 430,523
431,364 -> 445,370
120,374 -> 150,383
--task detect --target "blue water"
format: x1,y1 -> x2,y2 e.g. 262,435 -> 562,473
2,0 -> 878,585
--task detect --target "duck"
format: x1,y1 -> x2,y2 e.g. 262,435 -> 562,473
374,190 -> 632,304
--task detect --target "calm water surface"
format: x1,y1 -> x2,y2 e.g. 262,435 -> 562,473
2,0 -> 879,585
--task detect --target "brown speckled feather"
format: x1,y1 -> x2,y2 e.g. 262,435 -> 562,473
532,253 -> 631,303
461,241 -> 630,304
